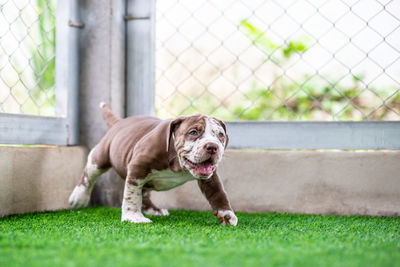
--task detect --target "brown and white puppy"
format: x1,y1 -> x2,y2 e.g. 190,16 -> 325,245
68,103 -> 237,226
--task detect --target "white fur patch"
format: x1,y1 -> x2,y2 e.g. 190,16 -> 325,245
122,169 -> 189,222
121,212 -> 152,223
144,169 -> 196,191
121,179 -> 152,223
85,149 -> 104,187
143,208 -> 169,216
179,116 -> 226,178
69,147 -> 107,209
203,118 -> 225,148
69,184 -> 90,209
217,210 -> 238,226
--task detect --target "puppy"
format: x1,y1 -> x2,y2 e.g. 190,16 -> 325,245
69,103 -> 237,226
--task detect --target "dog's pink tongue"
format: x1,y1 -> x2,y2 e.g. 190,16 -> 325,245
195,163 -> 213,176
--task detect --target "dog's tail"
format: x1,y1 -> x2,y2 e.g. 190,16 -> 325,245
99,102 -> 121,128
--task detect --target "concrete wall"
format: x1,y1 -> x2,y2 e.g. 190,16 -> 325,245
1,147 -> 399,218
0,146 -> 87,217
152,150 -> 400,217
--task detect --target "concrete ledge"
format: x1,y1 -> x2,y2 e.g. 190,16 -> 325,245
0,146 -> 87,217
152,150 -> 400,217
1,147 -> 399,217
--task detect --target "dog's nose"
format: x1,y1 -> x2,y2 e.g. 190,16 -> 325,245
204,143 -> 218,155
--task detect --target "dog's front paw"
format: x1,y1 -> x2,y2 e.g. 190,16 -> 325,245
143,208 -> 169,216
122,212 -> 152,223
69,185 -> 90,209
215,210 -> 238,226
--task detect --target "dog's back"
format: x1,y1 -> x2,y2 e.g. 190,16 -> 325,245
98,107 -> 164,178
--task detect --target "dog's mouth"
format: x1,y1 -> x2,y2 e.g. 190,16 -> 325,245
184,157 -> 216,177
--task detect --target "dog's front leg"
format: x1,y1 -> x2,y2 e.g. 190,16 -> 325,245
121,175 -> 152,223
198,172 -> 238,226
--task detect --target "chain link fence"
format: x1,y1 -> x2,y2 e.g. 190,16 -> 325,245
155,0 -> 400,121
0,0 -> 56,117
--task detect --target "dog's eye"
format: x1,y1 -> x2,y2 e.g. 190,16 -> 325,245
188,130 -> 199,136
218,132 -> 224,138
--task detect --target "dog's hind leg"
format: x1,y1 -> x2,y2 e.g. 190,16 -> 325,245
142,190 -> 169,216
69,146 -> 109,209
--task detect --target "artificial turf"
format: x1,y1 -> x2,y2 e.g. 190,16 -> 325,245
0,207 -> 399,267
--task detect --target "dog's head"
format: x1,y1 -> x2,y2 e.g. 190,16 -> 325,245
167,114 -> 228,179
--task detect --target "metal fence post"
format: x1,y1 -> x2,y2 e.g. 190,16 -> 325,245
66,0 -> 82,145
125,0 -> 156,116
56,0 -> 82,145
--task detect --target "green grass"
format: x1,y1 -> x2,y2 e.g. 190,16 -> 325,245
0,207 -> 399,267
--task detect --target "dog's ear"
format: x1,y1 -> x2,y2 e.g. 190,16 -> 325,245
166,117 -> 184,153
215,118 -> 229,149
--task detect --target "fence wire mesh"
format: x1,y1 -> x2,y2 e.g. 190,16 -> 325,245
155,0 -> 400,121
0,0 -> 56,117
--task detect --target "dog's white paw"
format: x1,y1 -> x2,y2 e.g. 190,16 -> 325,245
122,212 -> 152,223
215,210 -> 238,226
143,208 -> 170,216
69,185 -> 90,209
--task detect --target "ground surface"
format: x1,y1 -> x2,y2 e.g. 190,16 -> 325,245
0,207 -> 399,267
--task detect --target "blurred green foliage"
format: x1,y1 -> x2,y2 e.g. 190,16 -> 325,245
233,20 -> 399,121
240,19 -> 309,63
160,20 -> 399,121
28,0 -> 56,114
11,0 -> 56,116
33,0 -> 56,93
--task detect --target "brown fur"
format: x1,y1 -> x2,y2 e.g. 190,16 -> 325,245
101,103 -> 120,128
75,105 -> 235,224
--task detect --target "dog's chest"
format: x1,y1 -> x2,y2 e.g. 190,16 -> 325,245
144,169 -> 195,191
